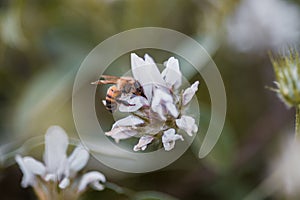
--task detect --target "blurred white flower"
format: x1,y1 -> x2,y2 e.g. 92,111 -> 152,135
15,126 -> 106,199
105,53 -> 199,151
272,137 -> 300,197
78,171 -> 106,192
227,0 -> 300,52
15,156 -> 46,188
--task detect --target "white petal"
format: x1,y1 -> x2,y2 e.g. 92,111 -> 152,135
68,146 -> 89,175
151,87 -> 178,120
165,102 -> 179,118
59,177 -> 70,189
131,53 -> 166,101
133,135 -> 154,151
90,181 -> 105,191
151,88 -> 166,120
44,173 -> 56,182
131,53 -> 145,69
78,171 -> 106,192
182,81 -> 199,106
112,115 -> 144,129
118,96 -> 149,112
15,155 -> 37,187
43,126 -> 68,180
23,157 -> 46,176
144,54 -> 156,64
161,57 -> 182,90
176,115 -> 198,136
154,105 -> 166,121
152,87 -> 173,103
162,129 -> 184,151
105,127 -> 138,143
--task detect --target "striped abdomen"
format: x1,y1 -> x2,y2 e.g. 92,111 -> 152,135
105,85 -> 120,113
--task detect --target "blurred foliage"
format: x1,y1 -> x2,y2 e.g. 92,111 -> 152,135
0,0 -> 299,199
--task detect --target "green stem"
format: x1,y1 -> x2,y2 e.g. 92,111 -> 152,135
295,105 -> 300,139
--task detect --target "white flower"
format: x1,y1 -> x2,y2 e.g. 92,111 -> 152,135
104,54 -> 199,152
227,0 -> 300,52
133,135 -> 155,151
15,125 -> 106,195
271,137 -> 300,197
162,129 -> 184,151
182,81 -> 199,106
176,115 -> 198,136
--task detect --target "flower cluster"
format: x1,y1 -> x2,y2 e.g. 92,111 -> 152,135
105,53 -> 199,151
15,126 -> 106,200
270,49 -> 300,107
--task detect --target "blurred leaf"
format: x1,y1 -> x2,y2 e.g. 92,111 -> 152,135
133,191 -> 179,200
0,0 -> 28,49
191,104 -> 236,173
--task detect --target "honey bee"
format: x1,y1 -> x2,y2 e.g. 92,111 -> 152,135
91,75 -> 145,113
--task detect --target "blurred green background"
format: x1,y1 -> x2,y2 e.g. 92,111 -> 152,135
0,0 -> 299,199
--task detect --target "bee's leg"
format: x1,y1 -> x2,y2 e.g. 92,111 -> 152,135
95,80 -> 117,84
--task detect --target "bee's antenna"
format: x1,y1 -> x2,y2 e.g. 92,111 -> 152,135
91,80 -> 103,85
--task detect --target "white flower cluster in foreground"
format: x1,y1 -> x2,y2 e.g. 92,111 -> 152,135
16,126 -> 106,200
105,53 -> 199,151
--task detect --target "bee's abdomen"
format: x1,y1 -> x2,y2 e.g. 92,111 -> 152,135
105,98 -> 117,113
105,86 -> 118,112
